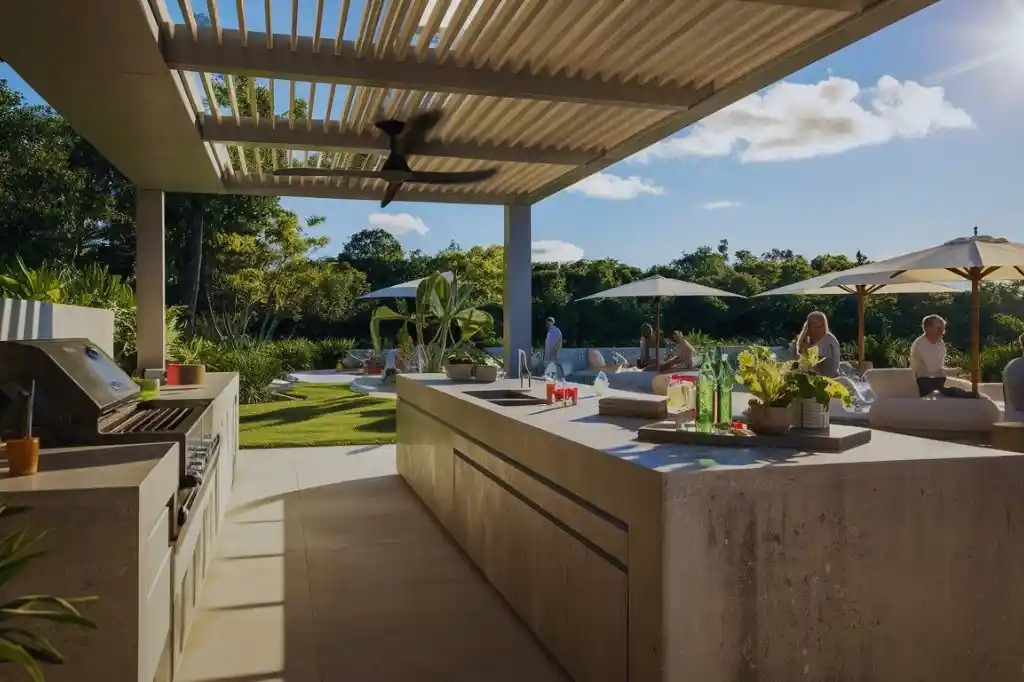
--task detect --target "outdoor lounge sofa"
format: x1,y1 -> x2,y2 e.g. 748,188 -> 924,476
864,368 -> 1003,433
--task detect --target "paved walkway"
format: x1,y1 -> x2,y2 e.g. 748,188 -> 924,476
177,445 -> 566,682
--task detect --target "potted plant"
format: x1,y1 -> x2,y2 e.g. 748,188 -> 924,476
789,347 -> 852,430
0,501 -> 97,681
444,343 -> 501,382
735,345 -> 796,435
444,346 -> 476,380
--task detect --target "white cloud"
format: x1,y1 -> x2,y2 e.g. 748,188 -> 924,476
531,240 -> 584,263
368,212 -> 428,236
629,76 -> 974,165
567,172 -> 665,200
700,200 -> 740,211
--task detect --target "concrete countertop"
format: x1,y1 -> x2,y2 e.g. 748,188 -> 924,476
0,441 -> 176,492
400,374 -> 1010,474
152,371 -> 238,402
0,372 -> 239,492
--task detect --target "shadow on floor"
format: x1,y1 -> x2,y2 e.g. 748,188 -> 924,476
178,458 -> 567,682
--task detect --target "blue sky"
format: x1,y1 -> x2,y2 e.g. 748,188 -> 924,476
3,0 -> 1022,267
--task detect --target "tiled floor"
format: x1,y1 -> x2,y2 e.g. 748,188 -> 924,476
177,445 -> 567,682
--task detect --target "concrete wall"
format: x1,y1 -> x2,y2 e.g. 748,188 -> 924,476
0,298 -> 115,356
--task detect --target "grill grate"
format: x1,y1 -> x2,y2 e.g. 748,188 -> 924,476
107,406 -> 193,434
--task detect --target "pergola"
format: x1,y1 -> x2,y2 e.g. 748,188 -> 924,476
1,0 -> 937,374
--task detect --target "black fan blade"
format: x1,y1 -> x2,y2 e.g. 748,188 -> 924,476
396,109 -> 444,156
380,182 -> 402,208
404,169 -> 497,185
274,168 -> 413,183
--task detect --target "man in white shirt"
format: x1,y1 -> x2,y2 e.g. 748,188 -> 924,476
544,317 -> 563,364
909,314 -> 974,398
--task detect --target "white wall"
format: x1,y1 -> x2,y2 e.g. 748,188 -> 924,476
0,298 -> 115,356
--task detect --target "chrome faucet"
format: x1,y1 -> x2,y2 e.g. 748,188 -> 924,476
517,349 -> 532,388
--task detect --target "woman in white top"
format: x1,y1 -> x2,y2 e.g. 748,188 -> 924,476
795,311 -> 842,378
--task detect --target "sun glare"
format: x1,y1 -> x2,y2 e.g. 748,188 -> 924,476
930,0 -> 1024,83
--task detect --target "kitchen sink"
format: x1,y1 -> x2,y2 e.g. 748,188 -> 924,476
465,389 -> 547,407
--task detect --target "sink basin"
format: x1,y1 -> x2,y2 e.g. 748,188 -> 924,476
465,389 -> 547,407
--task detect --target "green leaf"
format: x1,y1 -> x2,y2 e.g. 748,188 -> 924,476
0,550 -> 47,591
3,628 -> 64,665
0,638 -> 43,682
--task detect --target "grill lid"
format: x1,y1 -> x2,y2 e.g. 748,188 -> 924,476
0,338 -> 139,416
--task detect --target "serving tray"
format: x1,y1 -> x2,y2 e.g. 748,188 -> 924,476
637,421 -> 871,453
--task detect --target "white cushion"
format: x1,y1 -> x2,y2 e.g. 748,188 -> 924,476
864,368 -> 920,399
869,396 -> 1002,432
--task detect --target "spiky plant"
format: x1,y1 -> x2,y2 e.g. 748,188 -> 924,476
0,501 -> 96,681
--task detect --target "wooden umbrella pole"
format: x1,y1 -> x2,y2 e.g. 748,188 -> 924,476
654,297 -> 661,369
971,270 -> 981,393
856,288 -> 866,374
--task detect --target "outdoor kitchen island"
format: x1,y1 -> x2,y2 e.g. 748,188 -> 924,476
397,374 -> 1024,682
0,372 -> 239,682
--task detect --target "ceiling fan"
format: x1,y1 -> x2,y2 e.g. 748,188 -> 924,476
274,109 -> 498,208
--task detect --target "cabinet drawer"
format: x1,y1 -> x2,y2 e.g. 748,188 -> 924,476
141,550 -> 171,682
452,454 -> 628,682
143,507 -> 171,596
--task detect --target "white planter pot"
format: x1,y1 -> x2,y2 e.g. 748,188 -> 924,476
800,399 -> 830,430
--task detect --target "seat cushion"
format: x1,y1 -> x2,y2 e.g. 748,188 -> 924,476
869,395 -> 1002,432
865,368 -> 920,399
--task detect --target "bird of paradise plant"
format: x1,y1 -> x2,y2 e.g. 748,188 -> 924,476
370,272 -> 494,372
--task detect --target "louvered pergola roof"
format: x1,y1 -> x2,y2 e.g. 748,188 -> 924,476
2,0 -> 937,206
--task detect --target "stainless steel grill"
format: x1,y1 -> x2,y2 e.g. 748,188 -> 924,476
103,406 -> 194,434
0,338 -> 218,540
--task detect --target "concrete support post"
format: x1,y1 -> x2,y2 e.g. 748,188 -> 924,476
135,188 -> 166,372
503,204 -> 532,378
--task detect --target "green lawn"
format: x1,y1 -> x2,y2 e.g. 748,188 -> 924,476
239,383 -> 396,449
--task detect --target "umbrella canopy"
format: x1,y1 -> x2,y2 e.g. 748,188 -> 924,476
823,233 -> 1024,390
576,274 -> 742,301
756,271 -> 961,371
358,271 -> 454,299
577,275 -> 742,367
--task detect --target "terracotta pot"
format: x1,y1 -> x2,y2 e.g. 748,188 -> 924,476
747,404 -> 793,435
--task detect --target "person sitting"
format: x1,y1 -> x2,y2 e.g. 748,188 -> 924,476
795,310 -> 841,378
646,330 -> 695,372
638,323 -> 655,368
587,348 -> 626,373
1003,333 -> 1024,418
910,314 -> 975,398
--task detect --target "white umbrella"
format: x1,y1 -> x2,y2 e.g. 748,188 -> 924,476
756,271 -> 960,371
823,231 -> 1024,390
577,275 -> 742,367
358,271 -> 454,299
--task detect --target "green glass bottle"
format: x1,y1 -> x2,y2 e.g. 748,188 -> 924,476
697,352 -> 716,432
717,352 -> 734,425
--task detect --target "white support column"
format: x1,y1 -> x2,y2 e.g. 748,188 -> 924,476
503,204 -> 532,378
135,188 -> 166,372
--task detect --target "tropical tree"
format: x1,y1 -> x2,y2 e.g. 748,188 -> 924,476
370,272 -> 494,371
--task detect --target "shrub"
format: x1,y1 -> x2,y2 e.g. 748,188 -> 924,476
310,337 -> 356,369
978,343 -> 1018,383
267,338 -> 318,373
203,344 -> 282,404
